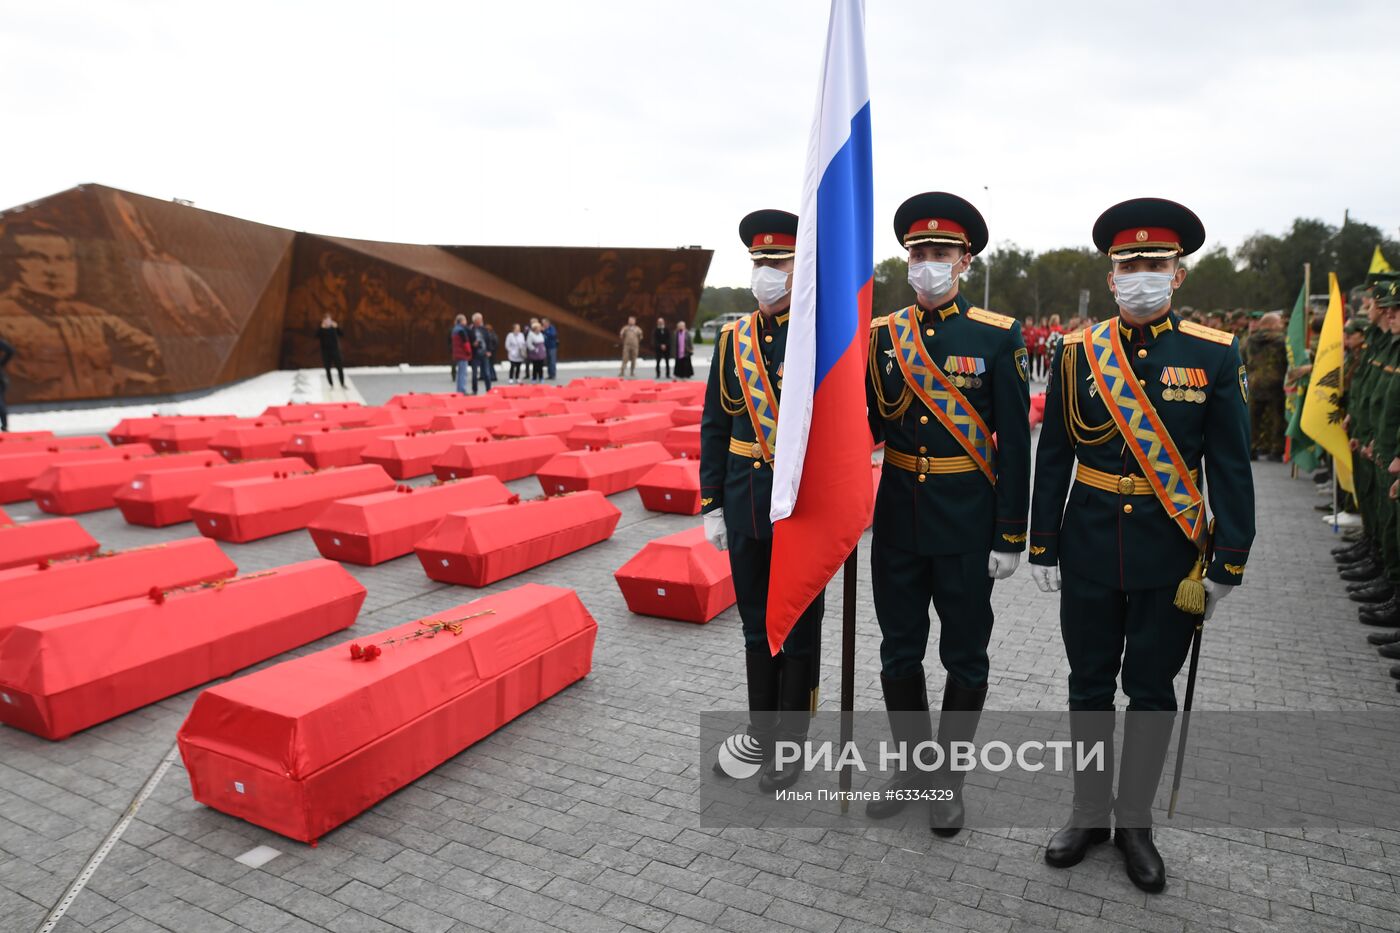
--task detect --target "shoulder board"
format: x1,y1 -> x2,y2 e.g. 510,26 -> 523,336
869,315 -> 888,330
1061,330 -> 1085,345
966,307 -> 1015,329
1179,320 -> 1234,346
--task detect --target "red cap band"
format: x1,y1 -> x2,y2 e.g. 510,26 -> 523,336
906,218 -> 967,240
1110,226 -> 1181,251
750,232 -> 797,250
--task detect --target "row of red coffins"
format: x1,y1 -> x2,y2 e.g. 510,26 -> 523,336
308,477 -> 513,565
190,464 -> 394,543
0,559 -> 366,740
0,443 -> 149,503
0,517 -> 99,570
115,458 -> 312,527
177,583 -> 597,843
30,450 -> 227,515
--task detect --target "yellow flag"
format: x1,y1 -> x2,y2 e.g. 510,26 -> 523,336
1372,245 -> 1393,275
1301,272 -> 1353,492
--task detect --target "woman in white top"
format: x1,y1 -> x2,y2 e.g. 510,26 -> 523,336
505,323 -> 526,384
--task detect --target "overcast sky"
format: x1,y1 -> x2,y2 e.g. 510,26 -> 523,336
3,1 -> 1395,287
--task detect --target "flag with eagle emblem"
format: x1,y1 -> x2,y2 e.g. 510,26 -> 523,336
1300,272 -> 1353,493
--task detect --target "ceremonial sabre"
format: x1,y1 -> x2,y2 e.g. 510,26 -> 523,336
1168,522 -> 1215,819
838,547 -> 857,813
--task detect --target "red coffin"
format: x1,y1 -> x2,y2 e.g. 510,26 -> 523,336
30,450 -> 227,515
366,409 -> 437,431
150,418 -> 259,453
671,405 -> 703,426
0,443 -> 151,503
0,518 -> 99,570
490,384 -> 553,399
491,412 -> 595,439
0,505 -> 8,524
359,429 -> 493,480
636,458 -> 703,514
283,425 -> 411,468
506,397 -> 567,416
431,435 -> 567,482
614,527 -> 735,623
115,458 -> 311,527
536,442 -> 671,496
261,402 -> 360,423
0,434 -> 107,456
0,560 -> 365,740
385,392 -> 456,409
0,430 -> 54,444
614,401 -> 681,421
564,413 -> 673,450
0,537 -> 236,636
415,491 -> 621,586
562,399 -> 625,420
108,416 -> 209,445
209,422 -> 303,460
176,583 -> 596,842
308,476 -> 513,565
427,411 -> 509,433
306,407 -> 381,427
190,464 -> 394,543
662,425 -> 701,460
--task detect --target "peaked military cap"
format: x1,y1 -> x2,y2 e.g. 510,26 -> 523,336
739,209 -> 799,260
1092,197 -> 1205,261
893,191 -> 989,255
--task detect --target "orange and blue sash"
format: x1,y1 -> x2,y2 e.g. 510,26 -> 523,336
885,306 -> 996,484
732,312 -> 779,463
1083,320 -> 1207,550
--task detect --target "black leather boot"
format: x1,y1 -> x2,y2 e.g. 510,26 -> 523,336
1368,630 -> 1400,646
1349,581 -> 1394,603
758,653 -> 813,792
1333,538 -> 1371,560
713,650 -> 780,778
1360,598 -> 1400,626
865,667 -> 934,818
1378,642 -> 1400,660
1112,712 -> 1175,893
1340,561 -> 1382,582
929,675 -> 987,838
1045,710 -> 1115,868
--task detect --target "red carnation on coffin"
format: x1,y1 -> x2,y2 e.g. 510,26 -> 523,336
349,643 -> 363,659
148,586 -> 166,605
363,644 -> 381,660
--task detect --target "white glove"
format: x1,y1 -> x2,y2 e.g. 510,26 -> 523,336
703,510 -> 728,552
1032,563 -> 1061,593
987,551 -> 1020,580
1202,577 -> 1233,621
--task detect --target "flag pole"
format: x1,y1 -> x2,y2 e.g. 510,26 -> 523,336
838,547 -> 857,813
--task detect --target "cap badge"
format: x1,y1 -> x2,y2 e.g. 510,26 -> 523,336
927,220 -> 939,230
762,234 -> 773,245
1135,229 -> 1149,242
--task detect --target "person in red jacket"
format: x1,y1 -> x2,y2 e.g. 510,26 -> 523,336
1023,316 -> 1046,380
450,314 -> 473,394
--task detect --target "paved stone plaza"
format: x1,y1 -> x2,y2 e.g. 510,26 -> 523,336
4,367 -> 1400,933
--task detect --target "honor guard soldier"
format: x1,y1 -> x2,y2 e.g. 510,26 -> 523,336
701,209 -> 823,792
864,192 -> 1031,835
1030,198 -> 1256,892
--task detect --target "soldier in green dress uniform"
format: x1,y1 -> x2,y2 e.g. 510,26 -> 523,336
1030,198 -> 1256,893
700,209 -> 824,792
863,192 -> 1031,835
1350,279 -> 1400,625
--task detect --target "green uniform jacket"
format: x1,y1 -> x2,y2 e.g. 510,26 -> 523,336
1348,327 -> 1382,445
1374,337 -> 1400,464
1030,312 -> 1255,589
866,293 -> 1031,556
699,310 -> 790,541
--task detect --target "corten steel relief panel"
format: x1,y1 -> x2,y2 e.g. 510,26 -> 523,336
0,185 -> 712,403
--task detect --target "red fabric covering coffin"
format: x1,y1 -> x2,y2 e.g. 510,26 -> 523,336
506,398 -> 567,416
0,430 -> 54,444
358,429 -> 493,479
114,458 -> 310,527
0,560 -> 365,740
0,537 -> 236,634
0,444 -> 152,503
614,527 -> 735,623
108,416 -> 211,445
308,476 -> 513,565
0,505 -> 8,524
536,442 -> 671,496
562,399 -> 625,420
30,450 -> 226,515
416,492 -> 621,586
304,407 -> 381,428
365,409 -> 437,432
283,426 -> 412,468
431,436 -> 567,482
636,459 -> 702,514
491,412 -> 595,439
385,392 -> 458,409
615,401 -> 681,421
150,419 -> 260,453
189,464 -> 394,543
176,584 -> 595,842
427,411 -> 509,433
208,422 -> 304,460
564,413 -> 673,450
662,425 -> 701,460
671,405 -> 703,426
261,402 -> 361,423
0,518 -> 99,570
0,435 -> 107,456
490,383 -> 554,399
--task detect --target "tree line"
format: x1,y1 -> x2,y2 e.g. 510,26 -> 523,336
697,214 -> 1399,327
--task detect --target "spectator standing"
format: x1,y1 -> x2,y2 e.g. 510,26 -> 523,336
542,318 -> 559,380
653,317 -> 671,379
0,334 -> 13,432
619,316 -> 643,378
526,322 -> 548,383
318,314 -> 347,389
450,314 -> 473,394
505,323 -> 526,384
485,324 -> 500,379
468,312 -> 494,394
674,320 -> 693,380
1246,311 -> 1288,461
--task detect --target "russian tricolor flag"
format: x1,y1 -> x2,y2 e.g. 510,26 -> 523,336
765,0 -> 874,654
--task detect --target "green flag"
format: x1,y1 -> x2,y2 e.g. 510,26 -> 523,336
1284,280 -> 1322,472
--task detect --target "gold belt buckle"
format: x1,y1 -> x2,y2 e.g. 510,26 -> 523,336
750,442 -> 763,459
917,456 -> 931,473
1117,475 -> 1136,496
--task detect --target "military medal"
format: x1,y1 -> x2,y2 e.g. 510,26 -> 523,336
943,356 -> 986,391
1160,367 -> 1208,402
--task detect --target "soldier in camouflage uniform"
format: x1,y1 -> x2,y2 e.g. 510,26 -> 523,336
1245,311 -> 1288,460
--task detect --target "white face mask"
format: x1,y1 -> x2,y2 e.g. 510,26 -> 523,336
751,265 -> 791,306
1111,271 -> 1176,320
908,260 -> 956,303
